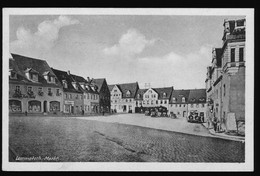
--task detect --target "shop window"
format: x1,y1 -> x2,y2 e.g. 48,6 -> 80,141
28,100 -> 41,112
50,101 -> 60,112
9,100 -> 22,112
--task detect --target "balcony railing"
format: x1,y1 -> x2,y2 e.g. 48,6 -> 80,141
223,61 -> 245,72
226,34 -> 245,40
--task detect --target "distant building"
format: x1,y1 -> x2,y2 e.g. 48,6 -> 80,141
206,18 -> 245,132
93,78 -> 111,113
141,87 -> 173,110
168,89 -> 207,118
52,68 -> 84,115
9,53 -> 63,115
168,89 -> 190,118
109,82 -> 139,113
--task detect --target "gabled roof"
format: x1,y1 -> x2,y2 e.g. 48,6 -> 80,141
42,71 -> 55,76
108,85 -> 115,92
93,78 -> 106,93
109,82 -> 139,98
188,89 -> 207,104
117,82 -> 139,98
24,68 -> 39,74
10,53 -> 62,87
135,88 -> 148,100
169,89 -> 190,104
152,87 -> 173,100
51,68 -> 83,93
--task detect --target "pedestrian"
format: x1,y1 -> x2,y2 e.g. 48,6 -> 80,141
213,116 -> 218,132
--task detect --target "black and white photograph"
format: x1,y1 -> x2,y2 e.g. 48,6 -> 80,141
2,8 -> 254,171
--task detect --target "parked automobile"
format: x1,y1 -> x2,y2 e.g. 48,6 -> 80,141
187,110 -> 204,123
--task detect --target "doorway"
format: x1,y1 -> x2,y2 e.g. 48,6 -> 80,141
43,101 -> 47,113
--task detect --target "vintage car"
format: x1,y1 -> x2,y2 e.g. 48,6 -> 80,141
187,110 -> 204,123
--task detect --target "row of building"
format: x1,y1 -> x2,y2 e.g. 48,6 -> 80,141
9,52 -> 207,118
9,53 -> 111,115
205,18 -> 245,132
109,83 -> 207,118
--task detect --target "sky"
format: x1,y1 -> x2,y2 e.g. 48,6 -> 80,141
9,14 -> 244,89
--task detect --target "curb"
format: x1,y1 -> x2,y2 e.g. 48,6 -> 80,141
201,123 -> 245,142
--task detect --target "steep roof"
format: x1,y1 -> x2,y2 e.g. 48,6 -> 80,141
152,87 -> 173,100
108,85 -> 115,92
117,82 -> 139,98
135,88 -> 148,100
10,53 -> 62,88
93,78 -> 106,93
169,89 -> 190,104
51,68 -> 83,93
188,89 -> 207,104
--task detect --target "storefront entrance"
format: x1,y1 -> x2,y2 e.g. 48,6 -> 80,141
43,101 -> 47,113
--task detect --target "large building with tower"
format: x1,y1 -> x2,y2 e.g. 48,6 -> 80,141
206,18 -> 245,133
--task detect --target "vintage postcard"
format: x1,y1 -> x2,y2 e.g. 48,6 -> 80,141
2,8 -> 254,171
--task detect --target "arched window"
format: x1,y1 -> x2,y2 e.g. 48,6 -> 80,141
28,100 -> 41,112
9,100 -> 22,112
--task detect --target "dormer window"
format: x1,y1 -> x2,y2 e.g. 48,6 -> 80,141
72,82 -> 78,90
80,83 -> 85,90
25,68 -> 39,82
182,97 -> 185,103
199,98 -> 205,102
62,80 -> 68,88
163,92 -> 167,98
43,71 -> 55,83
172,97 -> 176,102
191,98 -> 196,102
9,70 -> 17,79
126,90 -> 131,97
137,94 -> 141,99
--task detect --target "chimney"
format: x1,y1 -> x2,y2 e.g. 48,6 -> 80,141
67,70 -> 70,75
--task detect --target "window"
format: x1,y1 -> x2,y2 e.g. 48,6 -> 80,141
69,94 -> 72,99
175,104 -> 177,107
126,99 -> 128,102
161,100 -> 163,104
147,100 -> 149,104
231,48 -> 235,62
172,97 -> 176,102
223,84 -> 226,97
114,89 -> 117,92
87,93 -> 89,99
182,97 -> 185,103
179,104 -> 181,107
239,48 -> 244,62
84,95 -> 86,99
183,105 -> 185,107
163,92 -> 166,98
27,86 -> 32,92
196,104 -> 199,108
156,100 -> 158,104
126,91 -> 131,97
48,88 -> 52,96
164,100 -> 167,104
65,93 -> 68,99
202,104 -> 205,108
137,94 -> 141,98
56,89 -> 60,96
236,20 -> 244,27
62,80 -> 68,88
15,86 -> 20,92
48,76 -> 51,82
151,100 -> 153,105
10,71 -> 17,79
81,95 -> 83,100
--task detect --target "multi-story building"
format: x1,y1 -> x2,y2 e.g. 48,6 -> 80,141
109,82 -> 139,113
168,89 -> 207,118
93,78 -> 111,113
141,87 -> 173,110
187,89 -> 207,118
206,18 -> 245,132
168,89 -> 190,118
69,75 -> 100,114
9,53 -> 63,115
51,68 -> 84,115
